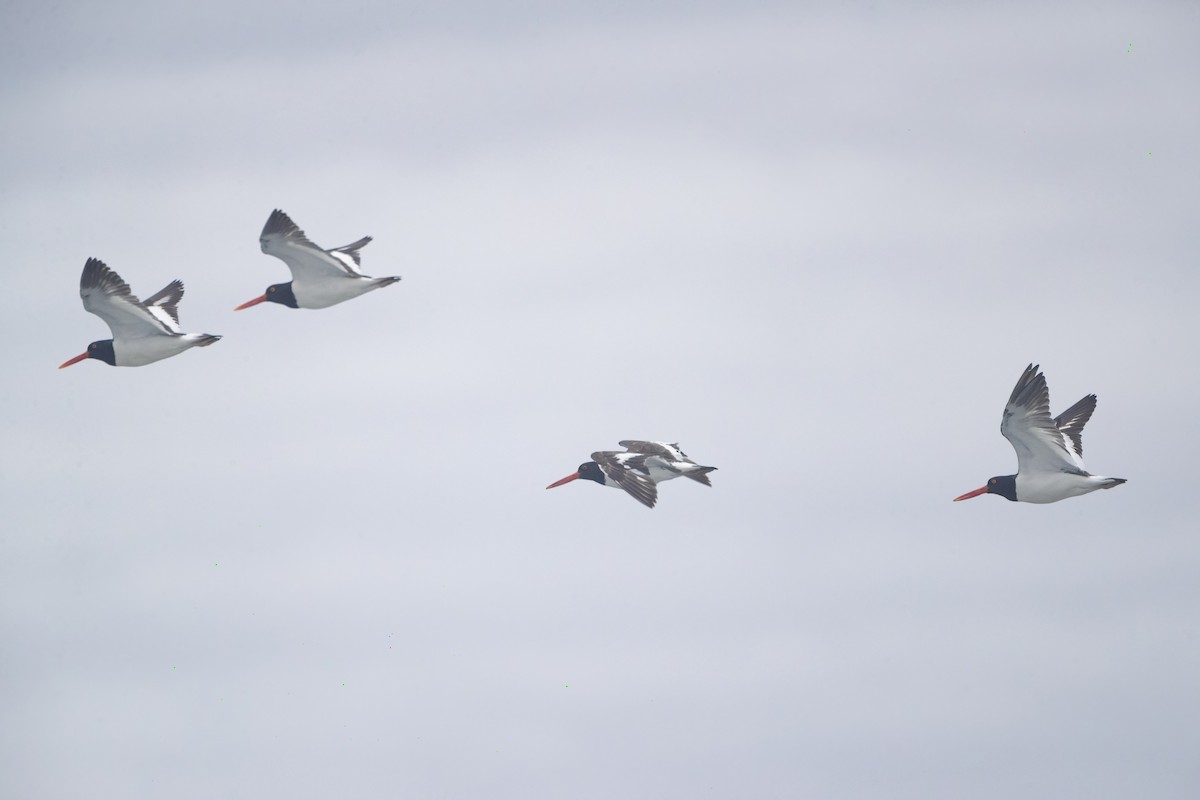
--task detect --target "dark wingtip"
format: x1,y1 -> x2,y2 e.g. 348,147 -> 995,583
79,257 -> 134,300
1008,362 -> 1049,409
80,257 -> 111,286
262,209 -> 301,238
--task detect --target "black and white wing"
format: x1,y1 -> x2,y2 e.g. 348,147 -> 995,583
592,451 -> 659,508
329,236 -> 373,269
259,209 -> 370,281
618,440 -> 690,461
1053,394 -> 1097,460
141,279 -> 186,333
620,439 -> 714,485
79,258 -> 177,339
1000,364 -> 1088,475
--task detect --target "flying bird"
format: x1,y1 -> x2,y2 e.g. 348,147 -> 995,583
235,209 -> 401,311
546,440 -> 717,508
953,364 -> 1126,504
59,258 -> 221,368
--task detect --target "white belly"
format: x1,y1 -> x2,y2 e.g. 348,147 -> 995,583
293,277 -> 383,309
113,335 -> 202,367
1016,471 -> 1107,504
645,463 -> 686,483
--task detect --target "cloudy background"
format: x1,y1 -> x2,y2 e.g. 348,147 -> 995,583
2,1 -> 1198,797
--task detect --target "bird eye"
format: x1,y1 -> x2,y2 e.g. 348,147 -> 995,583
989,479 -> 996,485
268,287 -> 275,293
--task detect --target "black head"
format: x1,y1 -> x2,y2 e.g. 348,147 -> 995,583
546,460 -> 607,491
264,282 -> 298,308
954,474 -> 1017,502
86,340 -> 116,366
985,475 -> 1018,501
59,339 -> 115,368
235,282 -> 298,311
577,462 -> 605,485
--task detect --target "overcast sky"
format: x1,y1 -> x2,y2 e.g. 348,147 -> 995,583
2,1 -> 1199,797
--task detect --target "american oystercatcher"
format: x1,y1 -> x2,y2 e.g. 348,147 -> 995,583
59,258 -> 221,368
235,209 -> 401,311
953,364 -> 1126,504
546,440 -> 717,508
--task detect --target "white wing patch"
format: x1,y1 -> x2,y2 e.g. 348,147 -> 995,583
259,209 -> 374,282
80,259 -> 178,339
328,249 -> 366,277
143,304 -> 182,334
592,451 -> 659,508
619,440 -> 688,461
330,236 -> 373,268
1001,365 -> 1090,475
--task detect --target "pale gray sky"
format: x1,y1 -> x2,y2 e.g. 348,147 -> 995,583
2,1 -> 1199,798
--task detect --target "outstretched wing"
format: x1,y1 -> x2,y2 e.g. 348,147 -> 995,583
592,451 -> 659,508
620,440 -> 715,485
79,258 -> 176,339
1053,394 -> 1096,461
618,440 -> 689,461
259,209 -> 368,281
1000,364 -> 1087,475
141,280 -> 185,333
329,236 -> 373,269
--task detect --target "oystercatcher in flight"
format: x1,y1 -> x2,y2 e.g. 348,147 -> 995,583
954,364 -> 1126,504
59,258 -> 221,368
546,440 -> 717,508
235,209 -> 401,311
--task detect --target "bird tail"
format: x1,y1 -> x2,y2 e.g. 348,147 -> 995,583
194,334 -> 222,347
684,466 -> 717,486
1099,477 -> 1127,489
373,276 -> 402,289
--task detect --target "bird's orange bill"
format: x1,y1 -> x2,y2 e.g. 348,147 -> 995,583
234,294 -> 267,311
546,472 -> 580,489
58,352 -> 89,369
953,485 -> 989,502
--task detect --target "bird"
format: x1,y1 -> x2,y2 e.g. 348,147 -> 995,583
234,209 -> 401,311
953,364 -> 1126,504
59,258 -> 221,368
546,440 -> 717,508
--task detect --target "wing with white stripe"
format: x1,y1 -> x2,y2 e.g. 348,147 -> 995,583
1053,394 -> 1096,461
141,280 -> 185,333
592,451 -> 659,508
79,258 -> 175,339
259,209 -> 369,281
1000,364 -> 1087,474
618,440 -> 689,461
330,236 -> 373,270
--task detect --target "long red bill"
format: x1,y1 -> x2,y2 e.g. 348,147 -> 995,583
952,485 -> 989,502
546,472 -> 580,489
234,294 -> 268,311
58,352 -> 89,369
